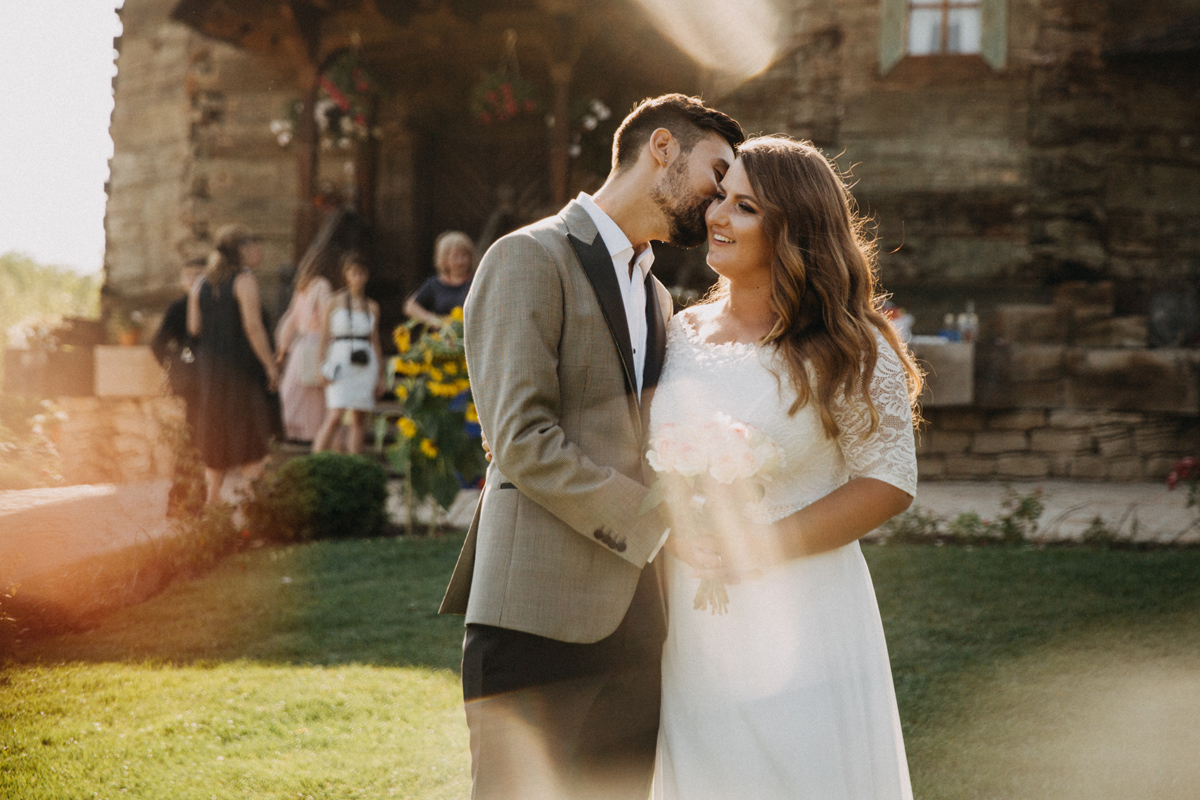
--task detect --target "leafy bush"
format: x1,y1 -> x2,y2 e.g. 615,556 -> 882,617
162,420 -> 205,519
879,487 -> 1047,546
246,453 -> 389,542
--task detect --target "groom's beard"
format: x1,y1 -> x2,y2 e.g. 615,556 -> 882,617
653,158 -> 710,249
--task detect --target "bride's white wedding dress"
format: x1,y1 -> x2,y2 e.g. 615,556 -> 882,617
650,313 -> 917,800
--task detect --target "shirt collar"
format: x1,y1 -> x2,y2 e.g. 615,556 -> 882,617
576,192 -> 655,282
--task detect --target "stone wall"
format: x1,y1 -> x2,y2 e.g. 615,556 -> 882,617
105,0 -> 302,319
719,0 -> 1200,330
976,280 -> 1200,412
55,397 -> 184,486
917,407 -> 1198,481
104,0 -> 194,308
1027,0 -> 1200,289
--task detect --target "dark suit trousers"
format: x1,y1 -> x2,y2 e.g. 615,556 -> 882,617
462,565 -> 664,800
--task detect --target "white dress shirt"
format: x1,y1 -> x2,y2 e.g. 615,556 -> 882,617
576,192 -> 654,395
576,193 -> 670,561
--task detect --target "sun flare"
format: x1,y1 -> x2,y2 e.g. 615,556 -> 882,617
632,0 -> 786,83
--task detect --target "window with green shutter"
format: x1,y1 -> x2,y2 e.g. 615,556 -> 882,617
880,0 -> 1006,73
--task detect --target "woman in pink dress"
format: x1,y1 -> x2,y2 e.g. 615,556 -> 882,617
275,261 -> 335,443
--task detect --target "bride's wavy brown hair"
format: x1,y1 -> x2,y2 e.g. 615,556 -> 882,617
716,136 -> 923,438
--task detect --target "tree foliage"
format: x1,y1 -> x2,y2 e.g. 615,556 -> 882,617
0,251 -> 101,348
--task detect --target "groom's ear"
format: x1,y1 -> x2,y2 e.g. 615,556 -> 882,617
646,128 -> 679,170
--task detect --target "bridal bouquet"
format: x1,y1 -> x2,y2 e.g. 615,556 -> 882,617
641,414 -> 783,614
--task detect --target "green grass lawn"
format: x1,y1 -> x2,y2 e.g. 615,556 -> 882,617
3,536 -> 1200,799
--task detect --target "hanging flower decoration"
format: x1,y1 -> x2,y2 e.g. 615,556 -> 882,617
270,51 -> 380,150
470,28 -> 538,125
471,71 -> 539,125
567,98 -> 612,159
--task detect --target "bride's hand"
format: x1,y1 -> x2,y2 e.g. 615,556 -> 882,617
711,524 -> 778,584
664,533 -> 722,577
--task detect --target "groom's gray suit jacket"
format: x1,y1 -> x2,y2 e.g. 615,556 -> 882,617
439,199 -> 672,643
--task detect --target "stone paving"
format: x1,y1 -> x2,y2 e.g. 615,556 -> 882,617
0,481 -> 174,594
910,480 -> 1197,544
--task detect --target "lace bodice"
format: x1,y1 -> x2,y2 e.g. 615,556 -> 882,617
649,313 -> 918,523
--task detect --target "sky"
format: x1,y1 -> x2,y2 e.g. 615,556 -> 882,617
0,1 -> 124,275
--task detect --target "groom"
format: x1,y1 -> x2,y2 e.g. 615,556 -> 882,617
440,94 -> 743,799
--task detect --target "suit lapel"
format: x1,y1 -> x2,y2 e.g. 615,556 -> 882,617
642,274 -> 666,393
638,274 -> 668,433
568,231 -> 637,399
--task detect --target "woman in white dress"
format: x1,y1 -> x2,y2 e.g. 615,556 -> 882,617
312,251 -> 385,454
651,136 -> 923,800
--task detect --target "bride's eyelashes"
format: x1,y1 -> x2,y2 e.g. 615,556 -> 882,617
712,190 -> 758,215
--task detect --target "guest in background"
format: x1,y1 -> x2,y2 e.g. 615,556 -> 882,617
313,251 -> 385,454
187,224 -> 280,506
402,230 -> 476,326
274,251 -> 336,443
151,257 -> 205,432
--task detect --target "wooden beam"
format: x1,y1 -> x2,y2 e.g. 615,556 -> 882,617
286,1 -> 324,264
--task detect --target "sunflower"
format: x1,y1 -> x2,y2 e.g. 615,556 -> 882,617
392,326 -> 411,353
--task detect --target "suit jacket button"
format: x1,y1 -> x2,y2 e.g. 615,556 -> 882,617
617,542 -> 627,553
593,529 -> 604,540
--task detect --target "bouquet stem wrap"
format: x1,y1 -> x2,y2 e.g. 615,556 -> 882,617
641,414 -> 783,615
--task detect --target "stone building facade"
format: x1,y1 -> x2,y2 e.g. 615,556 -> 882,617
105,0 -> 306,312
102,0 -> 1200,480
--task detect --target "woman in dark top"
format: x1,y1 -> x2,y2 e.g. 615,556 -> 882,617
403,230 -> 477,326
187,224 -> 281,506
151,258 -> 205,431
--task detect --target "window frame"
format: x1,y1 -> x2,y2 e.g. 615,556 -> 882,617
880,0 -> 1007,74
907,0 -> 983,56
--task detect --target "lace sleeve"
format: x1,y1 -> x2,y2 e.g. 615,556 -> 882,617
833,332 -> 918,497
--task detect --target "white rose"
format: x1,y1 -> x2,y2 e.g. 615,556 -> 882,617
647,424 -> 680,472
708,449 -> 744,484
754,439 -> 784,474
672,439 -> 709,477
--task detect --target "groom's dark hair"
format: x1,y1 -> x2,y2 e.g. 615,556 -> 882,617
611,94 -> 744,172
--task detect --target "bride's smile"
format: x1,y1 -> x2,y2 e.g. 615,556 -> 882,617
705,158 -> 771,286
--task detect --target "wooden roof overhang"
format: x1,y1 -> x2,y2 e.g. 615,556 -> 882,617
168,1 -> 702,263
167,0 -> 699,82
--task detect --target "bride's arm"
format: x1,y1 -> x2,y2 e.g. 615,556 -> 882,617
773,478 -> 911,558
725,333 -> 918,574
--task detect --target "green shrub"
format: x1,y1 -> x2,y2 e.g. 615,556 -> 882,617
246,453 -> 389,542
881,507 -> 945,543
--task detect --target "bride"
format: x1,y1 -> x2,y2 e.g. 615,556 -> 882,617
651,136 -> 923,800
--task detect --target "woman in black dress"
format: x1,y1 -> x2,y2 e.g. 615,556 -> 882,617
187,224 -> 281,505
